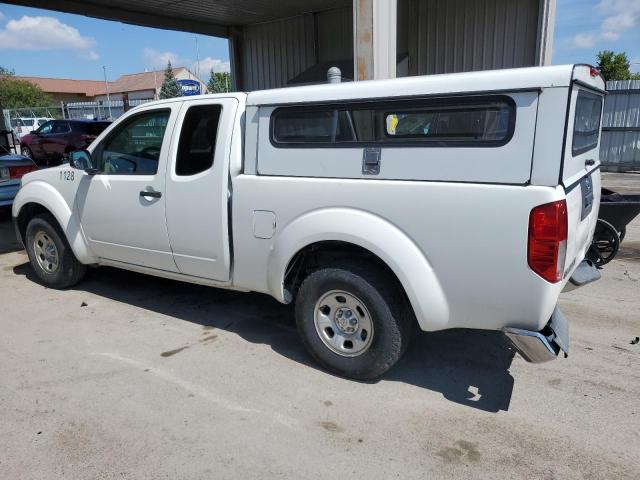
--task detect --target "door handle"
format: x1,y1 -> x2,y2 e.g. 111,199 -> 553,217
140,190 -> 162,199
585,159 -> 595,167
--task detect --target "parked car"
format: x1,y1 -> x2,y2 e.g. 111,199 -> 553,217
12,117 -> 53,139
20,119 -> 111,167
12,64 -> 604,379
0,154 -> 38,207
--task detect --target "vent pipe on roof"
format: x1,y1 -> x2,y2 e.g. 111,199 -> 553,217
327,67 -> 342,84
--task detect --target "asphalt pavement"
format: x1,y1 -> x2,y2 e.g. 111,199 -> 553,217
0,176 -> 638,479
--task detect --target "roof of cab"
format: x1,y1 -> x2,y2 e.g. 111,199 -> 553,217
246,64 -> 605,106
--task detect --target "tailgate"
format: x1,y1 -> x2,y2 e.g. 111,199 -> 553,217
562,66 -> 605,276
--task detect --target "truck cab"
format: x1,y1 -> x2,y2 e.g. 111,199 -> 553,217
12,65 -> 605,380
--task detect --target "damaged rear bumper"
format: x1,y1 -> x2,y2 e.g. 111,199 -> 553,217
503,307 -> 569,363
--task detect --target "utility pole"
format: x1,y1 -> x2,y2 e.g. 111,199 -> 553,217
152,68 -> 158,100
103,66 -> 113,119
195,35 -> 200,80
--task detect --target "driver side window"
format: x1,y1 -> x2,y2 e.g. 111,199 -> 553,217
37,121 -> 53,135
93,109 -> 170,175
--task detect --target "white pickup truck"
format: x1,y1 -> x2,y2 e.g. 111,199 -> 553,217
12,64 -> 604,379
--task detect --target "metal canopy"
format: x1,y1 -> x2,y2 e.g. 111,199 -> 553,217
4,0 -> 351,37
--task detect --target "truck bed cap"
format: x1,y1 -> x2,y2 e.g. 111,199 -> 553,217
246,64 -> 603,106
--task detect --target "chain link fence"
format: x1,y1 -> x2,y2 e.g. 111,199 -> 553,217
2,99 -> 154,154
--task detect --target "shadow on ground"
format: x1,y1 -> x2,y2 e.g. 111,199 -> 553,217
3,210 -> 514,412
0,208 -> 22,254
11,255 -> 515,412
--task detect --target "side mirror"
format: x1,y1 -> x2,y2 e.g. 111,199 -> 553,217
69,150 -> 99,174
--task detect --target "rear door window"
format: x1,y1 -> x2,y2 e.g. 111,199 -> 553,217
52,121 -> 70,134
572,90 -> 602,156
175,104 -> 222,176
86,122 -> 111,135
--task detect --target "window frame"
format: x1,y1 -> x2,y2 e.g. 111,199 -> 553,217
571,89 -> 603,157
92,108 -> 171,176
269,94 -> 517,149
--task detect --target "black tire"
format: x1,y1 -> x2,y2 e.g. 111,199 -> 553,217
25,213 -> 86,289
587,218 -> 620,267
21,145 -> 33,160
295,263 -> 413,380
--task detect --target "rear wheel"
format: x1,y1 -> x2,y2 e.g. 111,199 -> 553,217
295,263 -> 413,380
25,213 -> 86,289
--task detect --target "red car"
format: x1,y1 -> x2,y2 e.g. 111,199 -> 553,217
20,119 -> 111,167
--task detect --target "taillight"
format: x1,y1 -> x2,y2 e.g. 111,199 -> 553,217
589,66 -> 600,78
7,165 -> 37,179
528,200 -> 568,283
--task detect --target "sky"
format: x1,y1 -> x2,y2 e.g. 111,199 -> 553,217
0,3 -> 230,81
0,0 -> 639,81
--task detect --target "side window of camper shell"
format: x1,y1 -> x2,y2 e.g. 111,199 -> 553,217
270,96 -> 516,148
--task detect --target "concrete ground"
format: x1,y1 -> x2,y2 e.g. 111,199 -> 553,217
1,176 -> 639,479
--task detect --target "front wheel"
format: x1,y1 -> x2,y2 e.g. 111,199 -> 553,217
295,263 -> 413,380
21,145 -> 33,160
25,213 -> 86,289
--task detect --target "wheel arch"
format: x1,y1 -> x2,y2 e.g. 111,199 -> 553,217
12,181 -> 95,264
268,207 -> 450,331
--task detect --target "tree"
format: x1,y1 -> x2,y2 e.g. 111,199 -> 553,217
159,61 -> 183,99
0,66 -> 15,77
207,71 -> 231,93
596,51 -> 640,81
0,65 -> 51,109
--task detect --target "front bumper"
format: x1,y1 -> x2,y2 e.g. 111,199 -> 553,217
503,306 -> 569,363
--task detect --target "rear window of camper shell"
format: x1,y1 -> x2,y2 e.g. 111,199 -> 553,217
572,90 -> 603,156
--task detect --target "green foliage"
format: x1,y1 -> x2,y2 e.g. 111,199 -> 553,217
596,51 -> 640,81
0,65 -> 51,109
207,71 -> 231,93
159,61 -> 183,99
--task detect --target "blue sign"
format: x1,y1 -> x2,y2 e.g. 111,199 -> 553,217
177,79 -> 201,96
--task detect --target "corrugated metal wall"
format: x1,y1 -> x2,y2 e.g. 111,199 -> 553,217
241,15 -> 316,91
402,0 -> 539,75
239,1 -> 542,89
601,80 -> 640,172
240,8 -> 352,90
316,8 -> 353,63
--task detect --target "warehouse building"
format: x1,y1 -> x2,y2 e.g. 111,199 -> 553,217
6,0 -> 556,91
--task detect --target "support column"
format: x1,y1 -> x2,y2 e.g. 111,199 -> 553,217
535,0 -> 556,65
228,26 -> 243,91
353,0 -> 397,81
